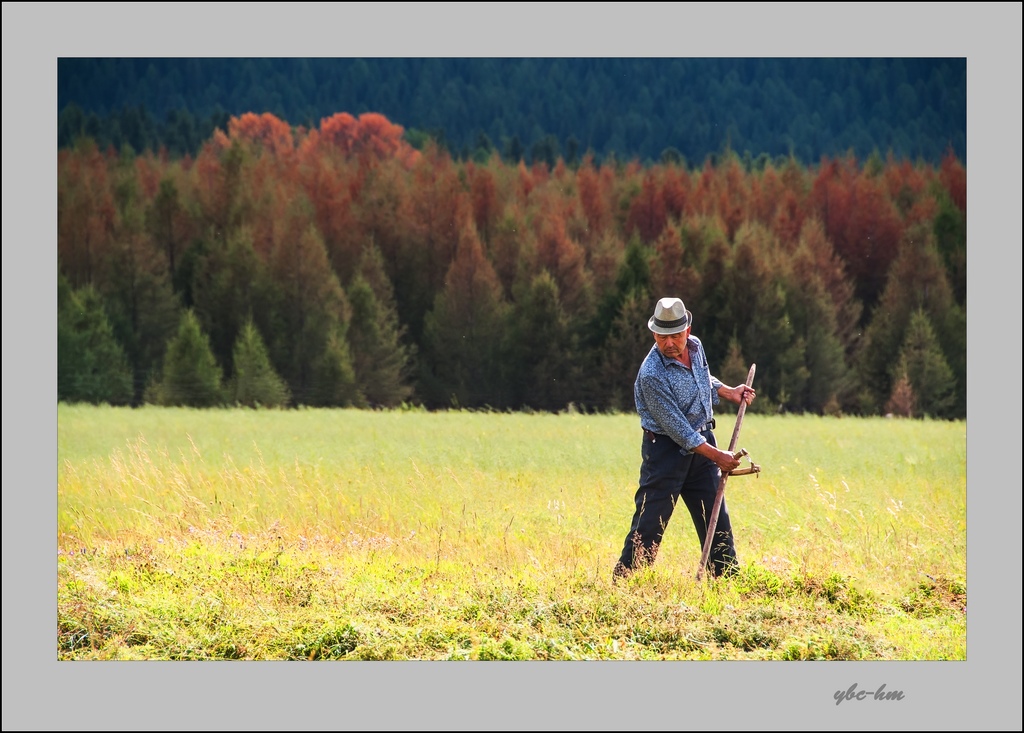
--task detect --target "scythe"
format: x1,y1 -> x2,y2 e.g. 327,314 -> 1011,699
696,363 -> 757,581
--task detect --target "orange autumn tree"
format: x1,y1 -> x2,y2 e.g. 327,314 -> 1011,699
313,112 -> 420,167
625,169 -> 668,245
790,217 -> 863,362
226,112 -> 295,157
419,214 -> 510,409
661,163 -> 692,223
58,141 -> 118,288
297,152 -> 361,284
406,143 -> 465,297
575,155 -> 614,246
531,188 -> 592,319
649,220 -> 701,301
810,154 -> 904,311
751,161 -> 807,249
467,160 -> 501,245
716,155 -> 750,242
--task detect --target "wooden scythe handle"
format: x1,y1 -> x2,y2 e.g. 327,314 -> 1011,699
696,363 -> 756,581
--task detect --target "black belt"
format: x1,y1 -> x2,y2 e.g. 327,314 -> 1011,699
643,419 -> 715,442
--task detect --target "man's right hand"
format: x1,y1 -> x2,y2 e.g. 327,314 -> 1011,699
693,442 -> 741,474
714,447 -> 742,474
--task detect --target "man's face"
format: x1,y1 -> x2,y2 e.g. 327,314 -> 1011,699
653,328 -> 690,360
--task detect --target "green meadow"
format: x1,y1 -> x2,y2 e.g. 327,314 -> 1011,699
57,404 -> 966,660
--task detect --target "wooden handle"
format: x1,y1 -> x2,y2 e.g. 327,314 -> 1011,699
696,363 -> 755,581
726,363 -> 756,453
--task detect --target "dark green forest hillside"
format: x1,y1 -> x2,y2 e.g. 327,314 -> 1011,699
57,58 -> 966,166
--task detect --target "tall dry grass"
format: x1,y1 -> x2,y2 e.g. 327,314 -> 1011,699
57,404 -> 966,660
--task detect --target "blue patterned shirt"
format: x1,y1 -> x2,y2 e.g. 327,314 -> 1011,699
634,335 -> 723,452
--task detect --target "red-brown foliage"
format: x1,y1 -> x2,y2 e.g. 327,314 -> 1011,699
228,112 -> 295,157
625,170 -> 668,244
58,144 -> 118,287
312,112 -> 421,168
661,165 -> 691,221
468,163 -> 501,244
576,158 -> 612,242
939,147 -> 966,214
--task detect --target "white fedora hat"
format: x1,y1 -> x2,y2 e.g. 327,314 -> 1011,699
648,297 -> 692,335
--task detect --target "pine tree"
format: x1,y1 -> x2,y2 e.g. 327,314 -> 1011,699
347,276 -> 414,407
589,238 -> 651,353
230,319 -> 290,408
310,328 -> 363,407
346,244 -> 416,407
857,224 -> 963,416
893,309 -> 956,418
96,161 -> 182,403
266,217 -> 355,405
420,220 -> 509,409
782,268 -> 850,413
190,228 -> 268,379
716,334 -> 749,414
57,279 -> 134,405
598,290 -> 654,412
505,270 -> 577,411
721,223 -> 799,411
155,309 -> 224,407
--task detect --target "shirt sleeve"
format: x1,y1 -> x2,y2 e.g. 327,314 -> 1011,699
637,370 -> 706,453
710,374 -> 723,405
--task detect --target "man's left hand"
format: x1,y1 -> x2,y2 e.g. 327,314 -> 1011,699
721,384 -> 756,406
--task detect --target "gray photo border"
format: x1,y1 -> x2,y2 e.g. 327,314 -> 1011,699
5,3 -> 1020,730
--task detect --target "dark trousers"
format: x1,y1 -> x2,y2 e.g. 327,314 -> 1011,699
616,429 -> 739,578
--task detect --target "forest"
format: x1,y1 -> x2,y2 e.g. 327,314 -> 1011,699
56,58 -> 967,167
57,110 -> 967,418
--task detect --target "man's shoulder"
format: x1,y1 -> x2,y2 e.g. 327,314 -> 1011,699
637,347 -> 666,378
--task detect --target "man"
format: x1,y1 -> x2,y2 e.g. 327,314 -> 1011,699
613,296 -> 755,580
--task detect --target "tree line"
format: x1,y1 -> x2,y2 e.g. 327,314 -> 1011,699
57,111 -> 967,419
57,58 -> 967,167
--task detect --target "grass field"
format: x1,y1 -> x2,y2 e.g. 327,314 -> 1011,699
57,404 -> 966,660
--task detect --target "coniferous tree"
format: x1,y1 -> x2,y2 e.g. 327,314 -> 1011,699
98,154 -> 183,402
791,217 -> 863,362
346,250 -> 416,408
57,278 -> 134,405
782,269 -> 850,413
154,309 -> 224,407
311,328 -> 363,407
57,138 -> 117,289
266,216 -> 355,405
190,227 -> 267,378
230,318 -> 290,408
420,219 -> 509,409
683,217 -> 732,360
145,176 -> 192,284
857,223 -> 963,416
649,222 -> 701,304
597,290 -> 654,413
932,185 -> 967,307
532,197 -> 592,319
892,308 -> 956,419
716,334 -> 750,415
505,270 -> 577,411
720,224 -> 798,411
590,238 -> 651,353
